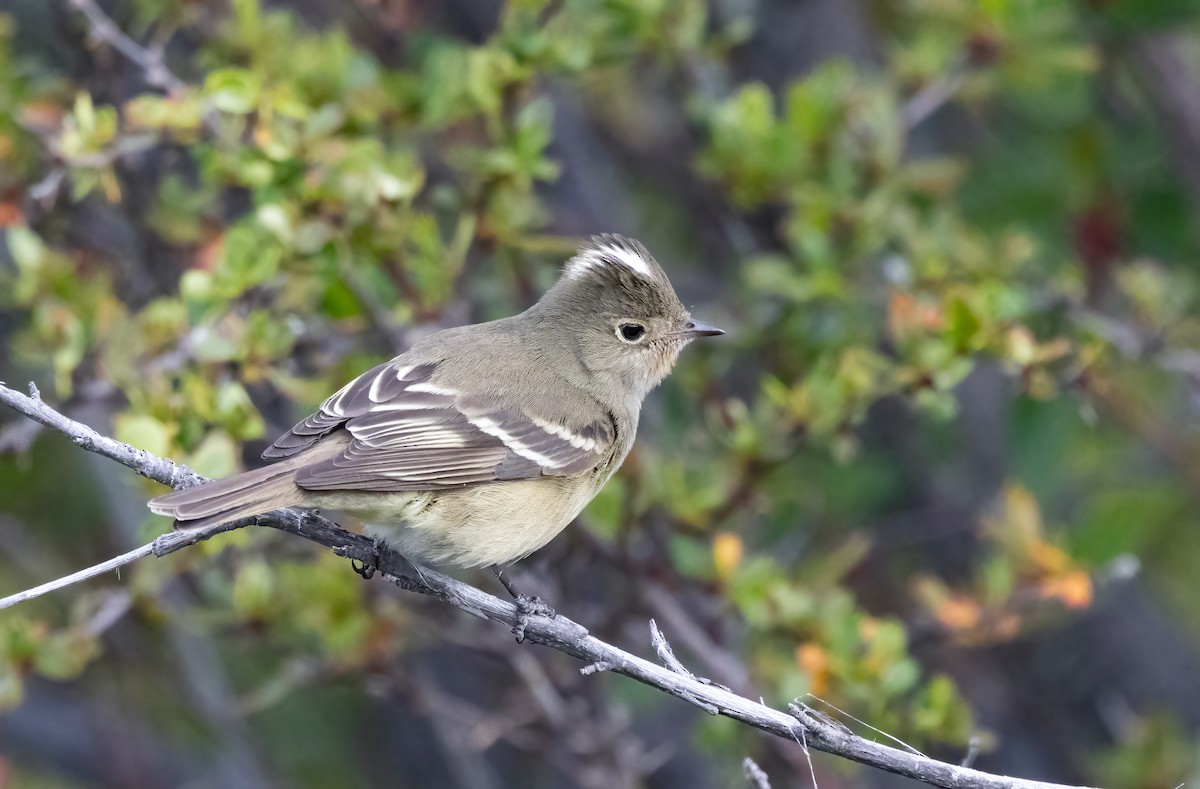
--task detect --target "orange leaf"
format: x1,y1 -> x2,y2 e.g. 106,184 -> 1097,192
936,596 -> 981,631
196,232 -> 225,271
17,101 -> 63,132
795,644 -> 830,697
990,613 -> 1022,642
1040,570 -> 1093,609
888,291 -> 944,339
0,203 -> 24,228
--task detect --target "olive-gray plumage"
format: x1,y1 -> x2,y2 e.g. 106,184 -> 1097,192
148,234 -> 722,567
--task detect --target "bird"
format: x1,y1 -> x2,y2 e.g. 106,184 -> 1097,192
149,234 -> 723,570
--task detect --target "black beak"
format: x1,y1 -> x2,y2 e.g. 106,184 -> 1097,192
680,319 -> 725,338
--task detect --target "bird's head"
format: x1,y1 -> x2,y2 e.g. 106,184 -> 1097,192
533,234 -> 724,404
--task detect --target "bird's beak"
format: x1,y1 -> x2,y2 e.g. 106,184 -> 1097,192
678,319 -> 725,338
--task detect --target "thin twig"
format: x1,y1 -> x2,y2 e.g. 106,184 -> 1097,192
81,590 -> 132,637
6,380 -> 207,489
0,542 -> 154,610
962,737 -> 981,769
409,665 -> 503,789
0,381 -> 1099,789
799,694 -> 926,757
642,580 -> 749,690
642,581 -> 814,776
649,618 -> 695,678
649,619 -> 720,714
798,722 -> 818,789
66,0 -> 187,94
903,69 -> 968,130
743,756 -> 772,789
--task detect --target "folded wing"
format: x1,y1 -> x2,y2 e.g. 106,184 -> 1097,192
263,359 -> 614,492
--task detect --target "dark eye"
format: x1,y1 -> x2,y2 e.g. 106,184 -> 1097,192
618,323 -> 647,342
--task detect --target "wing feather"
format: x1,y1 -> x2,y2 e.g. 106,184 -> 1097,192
266,358 -> 614,492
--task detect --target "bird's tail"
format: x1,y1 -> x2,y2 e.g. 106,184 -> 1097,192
148,461 -> 301,530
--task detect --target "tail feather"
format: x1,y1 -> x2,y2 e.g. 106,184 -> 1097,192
149,462 -> 300,530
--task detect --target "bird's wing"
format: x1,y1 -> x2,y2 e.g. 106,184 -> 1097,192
263,359 -> 615,492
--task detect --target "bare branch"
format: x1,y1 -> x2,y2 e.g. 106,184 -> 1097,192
649,619 -> 720,714
66,0 -> 187,94
5,380 -> 207,490
0,541 -> 153,610
1131,32 -> 1200,229
642,581 -> 749,690
798,695 -> 925,757
963,737 -> 981,769
649,618 -> 695,679
0,381 -> 1099,789
903,67 -> 968,130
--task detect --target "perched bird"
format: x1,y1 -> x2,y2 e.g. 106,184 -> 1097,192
149,235 -> 723,569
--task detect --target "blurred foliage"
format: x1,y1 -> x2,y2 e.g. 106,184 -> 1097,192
2,0 -> 1200,785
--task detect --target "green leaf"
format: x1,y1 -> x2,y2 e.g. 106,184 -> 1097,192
256,204 -> 293,242
583,476 -> 626,540
6,225 -> 44,271
114,414 -> 173,458
0,663 -> 23,711
233,559 -> 275,619
33,630 -> 99,680
880,658 -> 919,696
945,296 -> 982,351
188,430 -> 240,478
205,68 -> 262,114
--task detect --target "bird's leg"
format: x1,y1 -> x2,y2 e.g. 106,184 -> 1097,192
351,536 -> 383,580
492,567 -> 555,643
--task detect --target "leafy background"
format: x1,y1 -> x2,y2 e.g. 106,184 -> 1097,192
1,0 -> 1199,786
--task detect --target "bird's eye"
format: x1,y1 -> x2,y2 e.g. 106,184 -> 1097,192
618,323 -> 647,343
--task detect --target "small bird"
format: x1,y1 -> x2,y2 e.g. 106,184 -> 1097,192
149,234 -> 723,569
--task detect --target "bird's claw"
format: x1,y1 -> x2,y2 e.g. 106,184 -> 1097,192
492,568 -> 555,642
512,593 -> 555,643
351,539 -> 383,580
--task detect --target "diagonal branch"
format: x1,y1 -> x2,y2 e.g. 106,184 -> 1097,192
66,0 -> 187,94
0,381 -> 1096,789
902,67 -> 969,130
1,540 -> 153,610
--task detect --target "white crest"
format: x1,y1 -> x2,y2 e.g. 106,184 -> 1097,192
566,238 -> 654,281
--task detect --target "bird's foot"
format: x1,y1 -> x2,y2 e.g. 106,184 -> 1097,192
511,593 -> 556,644
493,568 -> 556,643
351,537 -> 383,580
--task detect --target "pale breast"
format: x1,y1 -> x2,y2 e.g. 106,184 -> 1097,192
347,474 -> 600,567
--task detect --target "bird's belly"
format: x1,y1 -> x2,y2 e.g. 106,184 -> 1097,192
321,477 -> 599,568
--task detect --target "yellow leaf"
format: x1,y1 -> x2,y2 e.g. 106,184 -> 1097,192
713,532 -> 743,580
1026,540 -> 1072,575
1004,484 -> 1042,544
985,483 -> 1045,557
1007,326 -> 1037,366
